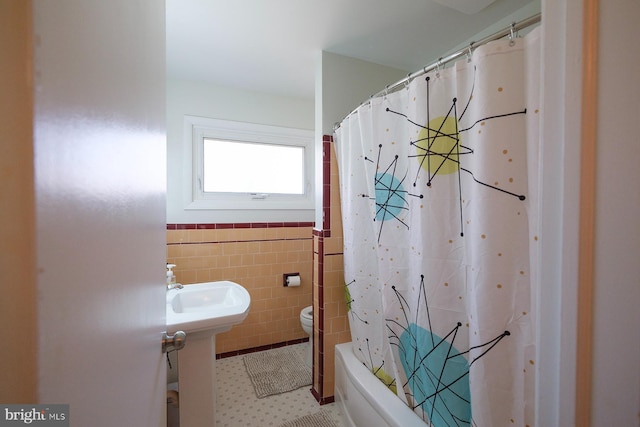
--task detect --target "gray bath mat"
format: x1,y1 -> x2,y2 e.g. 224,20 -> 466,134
278,411 -> 339,427
243,347 -> 312,398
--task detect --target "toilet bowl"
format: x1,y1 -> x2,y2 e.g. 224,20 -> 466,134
300,306 -> 313,368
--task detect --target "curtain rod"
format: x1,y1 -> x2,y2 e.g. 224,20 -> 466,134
334,12 -> 541,130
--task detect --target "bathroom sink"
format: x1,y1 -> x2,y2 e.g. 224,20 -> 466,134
167,281 -> 251,427
166,281 -> 251,334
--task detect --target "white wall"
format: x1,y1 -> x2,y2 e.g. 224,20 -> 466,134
166,78 -> 314,223
592,0 -> 640,424
536,0 -> 584,424
317,51 -> 409,135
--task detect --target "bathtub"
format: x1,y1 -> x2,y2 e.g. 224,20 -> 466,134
334,343 -> 426,427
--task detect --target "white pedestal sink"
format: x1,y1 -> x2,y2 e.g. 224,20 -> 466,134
166,281 -> 250,427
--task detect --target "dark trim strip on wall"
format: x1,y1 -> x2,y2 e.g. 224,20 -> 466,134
322,135 -> 333,233
310,135 -> 335,405
311,227 -> 336,406
311,228 -> 326,403
215,337 -> 309,360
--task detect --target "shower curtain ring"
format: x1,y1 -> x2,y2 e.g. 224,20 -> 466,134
509,22 -> 517,46
466,44 -> 473,63
436,58 -> 443,78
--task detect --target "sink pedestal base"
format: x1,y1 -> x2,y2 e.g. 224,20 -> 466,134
177,329 -> 227,427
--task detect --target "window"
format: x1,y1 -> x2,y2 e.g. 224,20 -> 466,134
185,116 -> 314,213
202,139 -> 305,195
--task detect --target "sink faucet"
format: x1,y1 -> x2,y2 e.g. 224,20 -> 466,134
166,263 -> 183,290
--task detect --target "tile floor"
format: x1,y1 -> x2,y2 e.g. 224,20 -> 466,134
215,343 -> 346,427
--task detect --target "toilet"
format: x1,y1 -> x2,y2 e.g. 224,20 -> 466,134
300,306 -> 313,368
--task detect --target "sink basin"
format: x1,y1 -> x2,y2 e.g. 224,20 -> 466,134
166,281 -> 250,334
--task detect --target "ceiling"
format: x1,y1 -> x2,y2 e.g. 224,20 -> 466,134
166,0 -> 535,100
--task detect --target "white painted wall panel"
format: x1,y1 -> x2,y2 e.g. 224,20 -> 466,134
592,1 -> 640,424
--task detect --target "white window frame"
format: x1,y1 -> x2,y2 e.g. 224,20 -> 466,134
184,115 -> 314,212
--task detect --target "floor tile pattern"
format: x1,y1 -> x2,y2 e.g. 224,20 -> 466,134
215,343 -> 345,427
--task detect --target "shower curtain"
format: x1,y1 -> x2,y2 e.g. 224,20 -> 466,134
334,28 -> 540,426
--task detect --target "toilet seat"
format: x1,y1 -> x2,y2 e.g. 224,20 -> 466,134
301,306 -> 313,321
